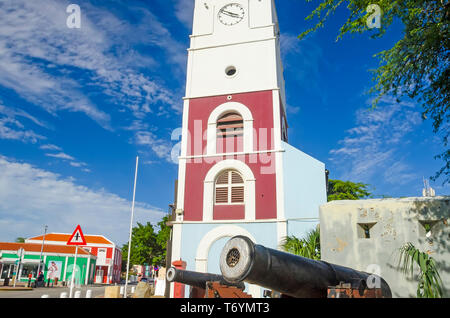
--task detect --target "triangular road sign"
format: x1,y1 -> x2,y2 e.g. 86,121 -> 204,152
67,225 -> 87,246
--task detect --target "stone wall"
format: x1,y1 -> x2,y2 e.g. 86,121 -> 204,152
320,196 -> 449,298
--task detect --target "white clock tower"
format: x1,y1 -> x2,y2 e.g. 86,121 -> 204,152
186,0 -> 286,106
170,0 -> 327,298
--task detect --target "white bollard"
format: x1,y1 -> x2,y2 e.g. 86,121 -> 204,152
86,290 -> 92,298
131,286 -> 135,294
60,292 -> 68,298
74,290 -> 81,298
120,286 -> 124,295
41,294 -> 49,298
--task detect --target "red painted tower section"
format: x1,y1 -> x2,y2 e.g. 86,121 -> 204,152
183,90 -> 278,221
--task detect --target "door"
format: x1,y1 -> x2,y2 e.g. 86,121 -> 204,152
1,264 -> 11,279
95,269 -> 104,283
3,264 -> 14,279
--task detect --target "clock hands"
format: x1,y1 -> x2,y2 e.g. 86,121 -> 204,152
221,10 -> 241,18
218,4 -> 245,25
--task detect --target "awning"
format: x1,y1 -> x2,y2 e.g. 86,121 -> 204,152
21,259 -> 41,264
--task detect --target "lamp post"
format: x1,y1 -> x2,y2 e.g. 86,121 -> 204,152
37,225 -> 48,280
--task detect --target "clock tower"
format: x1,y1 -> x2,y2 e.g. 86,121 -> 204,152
170,0 -> 327,298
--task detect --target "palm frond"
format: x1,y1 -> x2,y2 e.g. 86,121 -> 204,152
281,228 -> 321,260
397,242 -> 443,298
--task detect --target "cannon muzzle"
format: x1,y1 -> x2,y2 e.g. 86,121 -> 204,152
219,236 -> 392,298
166,267 -> 245,290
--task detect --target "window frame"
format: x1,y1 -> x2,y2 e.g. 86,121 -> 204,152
214,170 -> 245,206
206,102 -> 254,156
216,112 -> 244,139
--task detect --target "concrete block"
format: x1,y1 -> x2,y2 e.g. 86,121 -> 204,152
104,286 -> 121,298
133,282 -> 151,298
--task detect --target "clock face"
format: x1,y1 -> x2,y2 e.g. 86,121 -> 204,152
218,3 -> 245,26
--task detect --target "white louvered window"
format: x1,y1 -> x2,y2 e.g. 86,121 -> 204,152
217,112 -> 244,138
215,170 -> 245,205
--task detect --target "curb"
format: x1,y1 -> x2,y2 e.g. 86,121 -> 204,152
0,287 -> 34,291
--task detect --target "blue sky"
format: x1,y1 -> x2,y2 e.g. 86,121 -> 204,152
0,0 -> 448,246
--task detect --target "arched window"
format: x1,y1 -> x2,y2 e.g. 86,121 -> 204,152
216,112 -> 244,138
215,170 -> 245,205
207,102 -> 253,155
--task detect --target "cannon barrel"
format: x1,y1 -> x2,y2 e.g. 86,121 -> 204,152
219,236 -> 392,298
166,267 -> 245,290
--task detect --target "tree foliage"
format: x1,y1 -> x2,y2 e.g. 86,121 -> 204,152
327,179 -> 371,201
299,0 -> 449,183
121,217 -> 171,271
15,237 -> 26,243
153,215 -> 172,266
282,227 -> 321,260
398,242 -> 444,298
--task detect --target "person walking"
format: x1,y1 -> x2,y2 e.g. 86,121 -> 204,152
27,273 -> 32,287
36,271 -> 44,287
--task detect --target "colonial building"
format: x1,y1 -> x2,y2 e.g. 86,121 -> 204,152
0,242 -> 96,286
26,233 -> 122,284
170,0 -> 327,297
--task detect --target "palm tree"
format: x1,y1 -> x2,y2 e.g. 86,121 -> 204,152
398,242 -> 443,298
281,227 -> 321,260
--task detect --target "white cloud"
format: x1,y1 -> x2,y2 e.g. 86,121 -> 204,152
0,119 -> 45,144
0,103 -> 46,144
134,131 -> 174,162
40,144 -> 63,151
174,0 -> 194,30
0,104 -> 48,129
280,33 -> 301,57
0,156 -> 166,245
286,105 -> 301,114
69,161 -> 87,168
45,152 -> 76,161
44,151 -> 90,172
0,0 -> 188,168
280,33 -> 325,102
123,120 -> 150,132
330,97 -> 422,184
0,0 -> 184,131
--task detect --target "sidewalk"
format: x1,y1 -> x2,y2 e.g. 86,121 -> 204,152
0,281 -> 63,291
0,286 -> 33,291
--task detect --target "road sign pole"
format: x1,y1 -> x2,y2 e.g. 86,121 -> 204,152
69,246 -> 78,298
66,224 -> 86,297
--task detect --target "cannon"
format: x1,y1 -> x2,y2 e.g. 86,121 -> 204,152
167,267 -> 246,290
166,267 -> 249,298
219,236 -> 392,298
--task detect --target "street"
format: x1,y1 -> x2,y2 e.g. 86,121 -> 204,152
0,284 -> 137,298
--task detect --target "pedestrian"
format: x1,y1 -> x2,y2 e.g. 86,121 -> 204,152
27,273 -> 32,287
37,271 -> 44,287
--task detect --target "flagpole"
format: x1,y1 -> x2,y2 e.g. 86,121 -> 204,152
69,246 -> 78,298
124,156 -> 139,298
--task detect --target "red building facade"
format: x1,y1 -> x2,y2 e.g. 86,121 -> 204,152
26,233 -> 122,284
